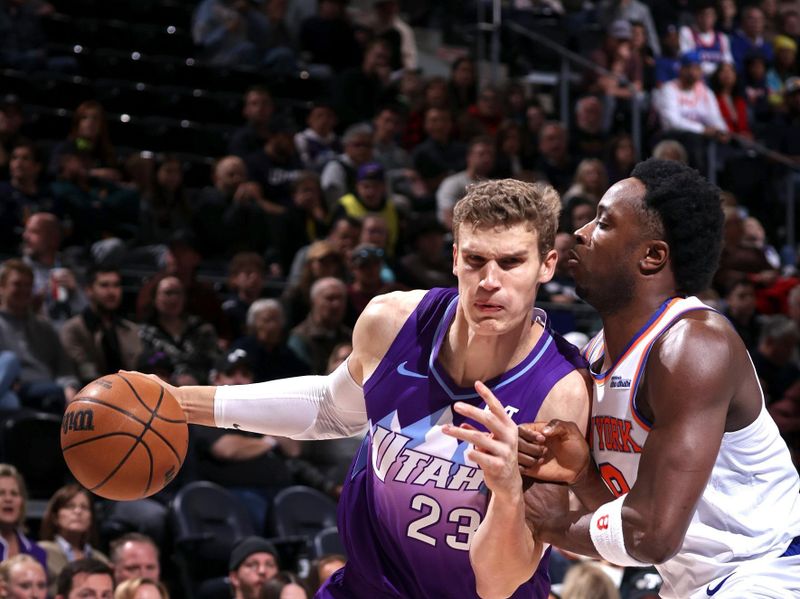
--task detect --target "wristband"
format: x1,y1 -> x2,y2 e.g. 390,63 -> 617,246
589,494 -> 651,567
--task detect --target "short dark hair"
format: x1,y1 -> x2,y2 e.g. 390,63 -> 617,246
57,558 -> 113,598
85,264 -> 120,287
630,158 -> 723,295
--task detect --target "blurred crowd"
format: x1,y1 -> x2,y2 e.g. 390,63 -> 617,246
2,0 -> 800,598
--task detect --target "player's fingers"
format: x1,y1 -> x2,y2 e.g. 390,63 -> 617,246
452,401 -> 496,428
475,380 -> 510,422
518,437 -> 547,461
519,423 -> 548,443
442,424 -> 507,455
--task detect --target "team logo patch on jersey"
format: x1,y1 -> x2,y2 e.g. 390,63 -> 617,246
609,375 -> 631,389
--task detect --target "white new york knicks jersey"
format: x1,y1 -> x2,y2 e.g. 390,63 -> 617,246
583,296 -> 800,599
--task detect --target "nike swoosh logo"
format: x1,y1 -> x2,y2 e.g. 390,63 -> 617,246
396,361 -> 428,379
706,572 -> 735,596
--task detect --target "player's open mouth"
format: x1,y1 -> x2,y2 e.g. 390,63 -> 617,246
567,250 -> 580,265
475,302 -> 503,312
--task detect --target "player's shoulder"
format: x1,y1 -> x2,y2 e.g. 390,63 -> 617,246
353,289 -> 428,348
539,368 -> 592,432
653,308 -> 742,371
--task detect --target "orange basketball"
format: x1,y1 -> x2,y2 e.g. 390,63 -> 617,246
61,372 -> 188,501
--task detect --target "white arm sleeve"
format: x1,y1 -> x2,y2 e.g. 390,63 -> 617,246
213,359 -> 367,440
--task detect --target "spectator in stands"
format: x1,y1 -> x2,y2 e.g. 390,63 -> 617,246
711,62 -> 753,137
780,8 -> 800,45
294,103 -> 340,172
257,0 -> 299,75
227,537 -> 280,599
304,555 -> 346,595
288,276 -> 351,374
562,158 -> 609,205
569,96 -> 607,161
714,205 -> 778,297
598,0 -> 661,56
538,231 -> 579,306
222,252 -> 268,343
603,133 -> 636,184
275,172 -> 328,273
459,86 -> 504,141
436,136 -> 495,231
0,259 -> 79,410
332,38 -> 394,128
717,0 -> 738,35
139,275 -> 220,385
49,150 -> 139,257
298,0 -> 361,74
0,141 -> 53,256
136,156 -> 191,254
366,0 -> 418,72
191,0 -> 269,67
109,534 -> 160,586
49,101 -> 120,183
402,76 -> 449,151
55,558 -> 113,599
651,138 -> 689,163
777,77 -> 800,161
447,57 -> 477,116
743,51 -> 772,124
282,240 -> 346,328
230,301 -> 308,382
731,5 -> 774,72
679,1 -> 733,79
113,578 -> 169,599
522,101 -> 545,165
320,124 -> 375,209
345,243 -> 395,322
0,554 -> 47,599
398,215 -> 454,289
752,314 -> 800,403
38,484 -> 110,596
491,120 -> 533,179
194,350 -> 299,531
655,23 -> 682,86
245,118 -> 304,210
135,230 -> 228,339
654,50 -> 729,168
411,107 -> 466,194
535,121 -> 576,194
0,97 -> 24,179
60,266 -> 141,385
285,216 -> 359,287
631,20 -> 657,91
332,162 -> 399,255
560,195 -> 597,234
587,19 -> 642,97
721,277 -> 761,352
372,105 -> 410,172
229,86 -> 274,159
766,35 -> 798,107
262,572 -> 309,599
560,562 -> 620,599
0,464 -> 46,569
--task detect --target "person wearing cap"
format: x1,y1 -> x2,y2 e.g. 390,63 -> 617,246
228,536 -> 280,599
332,161 -> 399,256
345,243 -> 403,324
678,1 -> 733,79
320,124 -> 375,210
766,35 -> 798,107
654,49 -> 730,162
598,0 -> 660,57
587,19 -> 643,98
281,239 -> 347,328
436,136 -> 495,231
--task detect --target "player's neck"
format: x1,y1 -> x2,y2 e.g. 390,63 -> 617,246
601,294 -> 677,363
440,310 -> 541,387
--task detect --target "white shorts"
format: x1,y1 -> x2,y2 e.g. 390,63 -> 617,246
692,537 -> 800,599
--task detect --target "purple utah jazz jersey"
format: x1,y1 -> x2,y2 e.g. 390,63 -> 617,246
317,288 -> 585,599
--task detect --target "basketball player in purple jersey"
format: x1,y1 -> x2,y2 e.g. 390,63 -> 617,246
139,179 -> 590,598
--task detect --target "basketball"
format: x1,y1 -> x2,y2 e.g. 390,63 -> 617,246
61,372 -> 188,501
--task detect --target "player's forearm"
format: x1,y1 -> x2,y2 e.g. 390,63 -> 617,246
533,509 -> 600,559
569,464 -> 615,511
472,490 -> 541,599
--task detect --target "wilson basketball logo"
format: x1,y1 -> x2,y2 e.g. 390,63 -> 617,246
62,409 -> 96,434
596,515 -> 609,530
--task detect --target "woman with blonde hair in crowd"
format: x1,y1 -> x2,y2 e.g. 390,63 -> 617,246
38,484 -> 110,596
0,465 -> 45,571
563,158 -> 609,205
113,577 -> 170,599
0,554 -> 47,599
560,562 -> 621,599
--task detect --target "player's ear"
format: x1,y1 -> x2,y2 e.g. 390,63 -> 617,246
639,240 -> 669,275
537,248 -> 558,283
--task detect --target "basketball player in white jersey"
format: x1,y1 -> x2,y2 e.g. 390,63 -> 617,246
448,158 -> 800,598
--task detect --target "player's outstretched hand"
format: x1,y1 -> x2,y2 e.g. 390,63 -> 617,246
442,381 -> 522,500
517,420 -> 590,485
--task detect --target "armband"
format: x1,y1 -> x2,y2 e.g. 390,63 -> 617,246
589,494 -> 651,567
